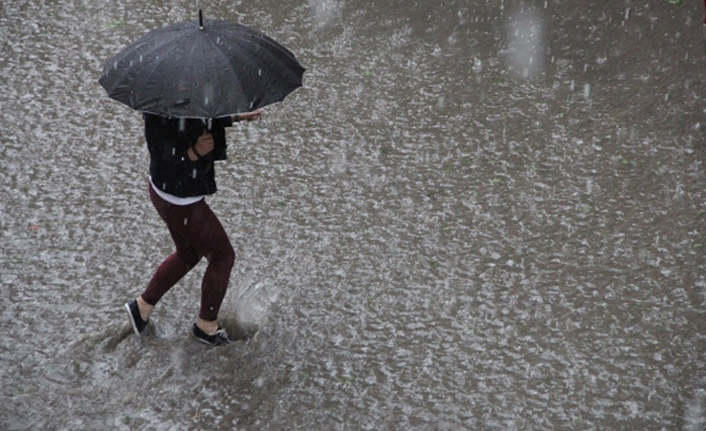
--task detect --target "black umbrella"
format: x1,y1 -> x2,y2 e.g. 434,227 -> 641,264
99,10 -> 305,119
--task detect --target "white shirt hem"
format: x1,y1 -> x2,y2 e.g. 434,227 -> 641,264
149,177 -> 205,206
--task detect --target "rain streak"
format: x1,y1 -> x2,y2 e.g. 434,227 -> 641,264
1,0 -> 705,430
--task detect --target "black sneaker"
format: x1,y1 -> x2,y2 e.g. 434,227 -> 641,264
192,323 -> 231,346
124,299 -> 149,336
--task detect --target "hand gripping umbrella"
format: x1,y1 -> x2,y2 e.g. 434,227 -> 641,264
99,10 -> 305,119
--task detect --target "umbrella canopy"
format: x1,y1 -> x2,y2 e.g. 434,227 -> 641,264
99,10 -> 305,119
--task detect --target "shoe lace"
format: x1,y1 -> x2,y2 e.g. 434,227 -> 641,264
215,329 -> 231,341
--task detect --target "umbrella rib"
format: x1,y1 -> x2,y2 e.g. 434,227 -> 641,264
102,25 -> 188,94
215,30 -> 302,91
210,38 -> 249,114
131,38 -> 192,114
216,30 -> 299,70
212,22 -> 300,64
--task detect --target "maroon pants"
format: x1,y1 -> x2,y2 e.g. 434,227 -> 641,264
141,184 -> 235,321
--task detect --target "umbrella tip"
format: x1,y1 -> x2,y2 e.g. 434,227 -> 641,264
199,9 -> 204,30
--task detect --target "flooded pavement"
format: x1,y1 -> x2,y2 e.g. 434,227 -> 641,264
2,0 -> 706,429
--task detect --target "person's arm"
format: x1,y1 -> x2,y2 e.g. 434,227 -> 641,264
145,114 -> 207,164
187,131 -> 214,161
187,146 -> 200,161
232,109 -> 263,123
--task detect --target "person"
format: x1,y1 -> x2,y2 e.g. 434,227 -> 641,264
124,109 -> 262,346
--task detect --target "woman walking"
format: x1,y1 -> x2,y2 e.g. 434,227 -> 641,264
124,110 -> 262,346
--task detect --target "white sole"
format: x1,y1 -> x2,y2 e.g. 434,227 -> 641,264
124,302 -> 143,336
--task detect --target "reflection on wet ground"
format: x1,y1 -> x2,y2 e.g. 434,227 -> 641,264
2,0 -> 706,429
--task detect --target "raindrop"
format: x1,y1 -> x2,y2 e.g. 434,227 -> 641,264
506,7 -> 546,78
205,96 -> 210,105
249,100 -> 255,110
192,169 -> 198,179
625,7 -> 630,20
258,68 -> 262,77
139,55 -> 143,63
437,96 -> 445,109
184,218 -> 189,226
472,57 -> 482,73
172,148 -> 176,155
684,389 -> 706,431
179,118 -> 186,131
217,36 -> 221,44
113,61 -> 118,70
583,83 -> 591,100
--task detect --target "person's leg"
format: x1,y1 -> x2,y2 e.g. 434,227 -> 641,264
135,185 -> 235,334
175,200 -> 235,334
139,233 -> 202,316
137,186 -> 203,320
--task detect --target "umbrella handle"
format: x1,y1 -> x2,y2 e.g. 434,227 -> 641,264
199,9 -> 204,30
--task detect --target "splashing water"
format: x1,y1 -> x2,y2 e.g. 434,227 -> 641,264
506,6 -> 546,78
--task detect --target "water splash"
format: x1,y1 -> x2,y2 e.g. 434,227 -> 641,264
309,0 -> 340,25
505,6 -> 546,78
684,389 -> 706,431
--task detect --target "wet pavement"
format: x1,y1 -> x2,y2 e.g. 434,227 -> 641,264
2,0 -> 706,429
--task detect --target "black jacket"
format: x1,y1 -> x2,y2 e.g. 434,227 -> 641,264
145,113 -> 233,198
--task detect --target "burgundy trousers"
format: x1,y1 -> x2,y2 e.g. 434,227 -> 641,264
141,184 -> 235,321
